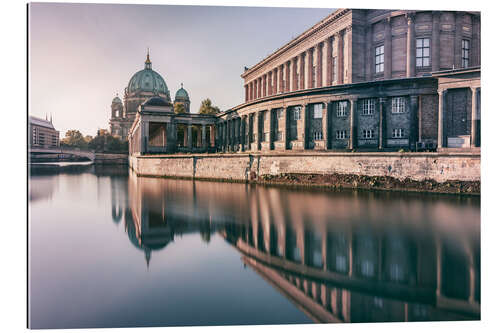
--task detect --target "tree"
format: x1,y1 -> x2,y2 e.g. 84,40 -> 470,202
88,133 -> 128,153
174,103 -> 186,114
60,130 -> 88,149
199,98 -> 220,115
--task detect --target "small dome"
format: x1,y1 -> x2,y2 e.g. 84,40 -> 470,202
143,96 -> 170,107
175,84 -> 189,101
112,95 -> 122,104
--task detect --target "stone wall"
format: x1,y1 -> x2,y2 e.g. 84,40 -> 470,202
130,152 -> 480,183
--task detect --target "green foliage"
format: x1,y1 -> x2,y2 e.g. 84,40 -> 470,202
60,129 -> 128,152
60,130 -> 88,149
199,98 -> 220,115
88,134 -> 128,153
174,103 -> 186,114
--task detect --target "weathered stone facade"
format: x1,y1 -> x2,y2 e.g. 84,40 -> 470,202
220,9 -> 481,153
130,151 -> 480,183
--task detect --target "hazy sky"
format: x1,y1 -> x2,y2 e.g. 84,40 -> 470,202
29,2 -> 333,137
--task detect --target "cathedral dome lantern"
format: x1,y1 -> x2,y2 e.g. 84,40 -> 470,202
174,83 -> 191,113
126,50 -> 170,100
112,94 -> 122,105
174,83 -> 190,101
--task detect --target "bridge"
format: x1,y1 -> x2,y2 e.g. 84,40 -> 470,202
30,147 -> 96,161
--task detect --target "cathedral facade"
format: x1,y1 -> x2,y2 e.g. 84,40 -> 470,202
109,52 -> 189,141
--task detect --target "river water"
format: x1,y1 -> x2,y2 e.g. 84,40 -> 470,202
28,164 -> 480,328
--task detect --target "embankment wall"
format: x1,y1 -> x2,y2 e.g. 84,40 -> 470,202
129,152 -> 480,183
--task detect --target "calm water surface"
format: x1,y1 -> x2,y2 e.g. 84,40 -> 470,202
28,164 -> 480,328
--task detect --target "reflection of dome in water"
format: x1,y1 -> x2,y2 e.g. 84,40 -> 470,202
123,209 -> 174,267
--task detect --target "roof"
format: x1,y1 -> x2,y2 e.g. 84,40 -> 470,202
29,116 -> 55,130
241,9 -> 349,78
143,96 -> 171,107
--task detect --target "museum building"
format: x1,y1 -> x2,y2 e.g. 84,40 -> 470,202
128,9 -> 481,156
217,9 -> 481,153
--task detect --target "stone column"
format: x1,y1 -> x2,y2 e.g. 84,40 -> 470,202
285,61 -> 291,92
245,84 -> 248,102
326,36 -> 333,86
365,24 -> 373,81
240,117 -> 245,151
202,125 -> 207,150
316,43 -> 323,88
406,13 -> 416,78
258,78 -> 262,99
471,87 -> 478,147
278,65 -> 284,93
409,95 -> 419,150
183,125 -> 188,147
307,48 -> 314,89
284,106 -> 290,150
142,121 -> 149,154
268,71 -> 273,96
384,17 -> 392,79
257,112 -> 262,150
437,90 -> 446,148
454,12 -> 463,68
336,31 -> 344,84
210,124 -> 215,148
349,98 -> 357,150
472,15 -> 480,67
263,74 -> 267,97
303,104 -> 309,149
254,80 -> 257,100
378,98 -> 386,149
300,53 -> 306,90
292,57 -> 298,91
322,102 -> 328,149
432,12 -> 441,72
187,125 -> 193,150
273,68 -> 278,95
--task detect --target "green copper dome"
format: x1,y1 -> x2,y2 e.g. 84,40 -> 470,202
127,52 -> 169,96
175,83 -> 189,101
112,95 -> 122,104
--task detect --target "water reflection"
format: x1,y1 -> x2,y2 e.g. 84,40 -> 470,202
123,171 -> 480,323
29,166 -> 479,327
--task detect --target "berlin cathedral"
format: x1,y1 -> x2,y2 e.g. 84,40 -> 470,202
109,51 -> 190,141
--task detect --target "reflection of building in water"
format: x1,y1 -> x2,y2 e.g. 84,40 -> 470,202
219,187 -> 480,323
120,172 -> 225,267
113,172 -> 480,320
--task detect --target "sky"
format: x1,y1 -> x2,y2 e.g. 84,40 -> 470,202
29,2 -> 334,137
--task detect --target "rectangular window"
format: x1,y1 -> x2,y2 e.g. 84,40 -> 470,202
362,99 -> 375,115
337,101 -> 348,117
313,104 -> 323,119
292,106 -> 301,120
392,128 -> 404,138
313,131 -> 323,140
462,39 -> 470,68
336,130 -> 346,139
362,129 -> 374,139
375,45 -> 384,73
332,57 -> 337,83
391,97 -> 406,113
416,38 -> 430,67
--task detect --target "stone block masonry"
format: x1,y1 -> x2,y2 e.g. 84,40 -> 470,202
129,151 -> 480,185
